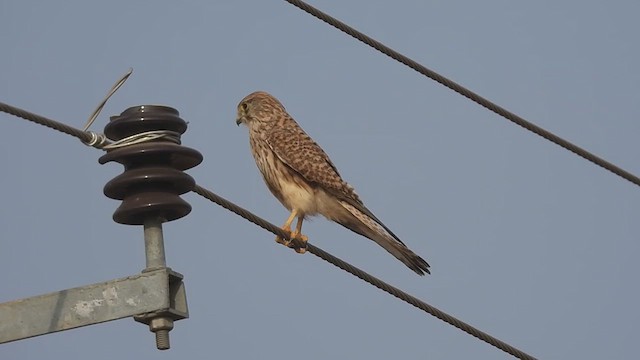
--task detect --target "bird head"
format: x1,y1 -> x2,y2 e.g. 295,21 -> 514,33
236,91 -> 286,127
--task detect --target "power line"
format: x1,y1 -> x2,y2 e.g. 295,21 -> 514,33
193,185 -> 537,360
282,0 -> 640,188
0,101 -> 94,143
1,101 -> 537,359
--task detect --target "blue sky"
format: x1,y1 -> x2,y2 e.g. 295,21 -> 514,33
1,1 -> 639,359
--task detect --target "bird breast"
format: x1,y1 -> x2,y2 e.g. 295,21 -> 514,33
276,175 -> 319,216
253,140 -> 319,217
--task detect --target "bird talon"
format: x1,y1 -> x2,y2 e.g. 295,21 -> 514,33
275,232 -> 308,254
275,235 -> 288,245
290,233 -> 308,254
275,225 -> 292,246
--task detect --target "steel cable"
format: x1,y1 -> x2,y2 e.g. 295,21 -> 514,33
282,0 -> 640,187
0,101 -> 93,143
193,184 -> 537,360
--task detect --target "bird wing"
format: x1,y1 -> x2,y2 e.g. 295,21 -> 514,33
264,126 -> 407,246
265,126 -> 350,198
265,126 -> 430,275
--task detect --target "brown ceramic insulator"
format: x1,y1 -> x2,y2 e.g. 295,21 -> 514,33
99,106 -> 203,225
105,105 -> 188,141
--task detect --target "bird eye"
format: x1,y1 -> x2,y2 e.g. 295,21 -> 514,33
241,103 -> 249,111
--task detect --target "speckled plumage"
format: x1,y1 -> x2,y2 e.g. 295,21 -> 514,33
236,91 -> 430,275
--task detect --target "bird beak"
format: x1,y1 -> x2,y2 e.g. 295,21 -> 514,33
236,117 -> 242,126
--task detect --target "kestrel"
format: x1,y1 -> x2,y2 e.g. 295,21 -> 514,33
236,91 -> 430,275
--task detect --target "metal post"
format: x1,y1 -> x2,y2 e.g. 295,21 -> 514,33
144,218 -> 167,271
142,217 -> 173,350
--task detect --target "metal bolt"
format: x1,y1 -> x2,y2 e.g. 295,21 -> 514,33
155,329 -> 170,350
149,317 -> 174,350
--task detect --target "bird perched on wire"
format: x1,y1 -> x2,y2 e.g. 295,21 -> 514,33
236,91 -> 430,275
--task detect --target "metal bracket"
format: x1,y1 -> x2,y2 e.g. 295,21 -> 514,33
0,268 -> 188,345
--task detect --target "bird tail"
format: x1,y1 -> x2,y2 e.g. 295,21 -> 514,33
335,200 -> 431,275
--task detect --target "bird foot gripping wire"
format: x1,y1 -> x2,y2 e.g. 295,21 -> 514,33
275,230 -> 308,254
